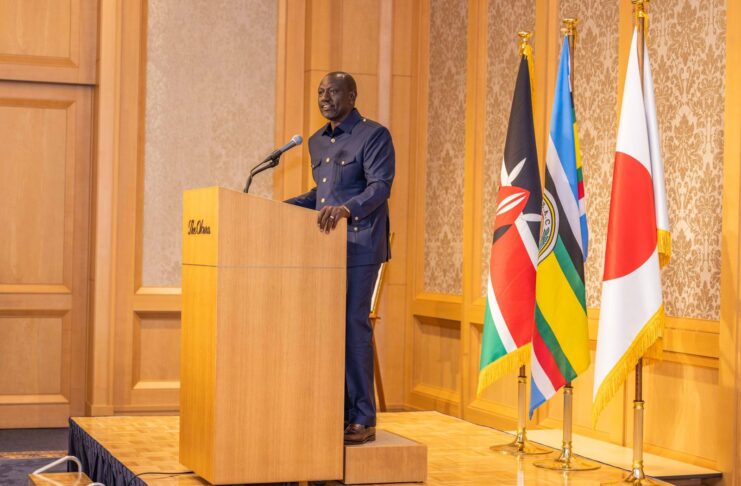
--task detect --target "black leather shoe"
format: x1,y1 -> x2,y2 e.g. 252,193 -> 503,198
344,423 -> 376,445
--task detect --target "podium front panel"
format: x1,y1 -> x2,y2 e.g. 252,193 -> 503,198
181,187 -> 346,484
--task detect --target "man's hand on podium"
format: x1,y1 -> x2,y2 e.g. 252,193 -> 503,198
318,205 -> 350,233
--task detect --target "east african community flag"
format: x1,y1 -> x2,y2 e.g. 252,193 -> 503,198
529,36 -> 590,416
477,49 -> 542,395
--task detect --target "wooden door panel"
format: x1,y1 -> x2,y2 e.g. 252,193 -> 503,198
0,316 -> 65,395
0,81 -> 91,427
0,99 -> 68,285
0,0 -> 97,84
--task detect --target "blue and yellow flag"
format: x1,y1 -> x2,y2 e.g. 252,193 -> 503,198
529,36 -> 590,415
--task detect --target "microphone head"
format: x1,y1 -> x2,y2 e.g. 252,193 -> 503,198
291,134 -> 303,146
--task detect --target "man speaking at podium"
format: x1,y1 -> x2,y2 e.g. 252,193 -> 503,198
286,71 -> 395,445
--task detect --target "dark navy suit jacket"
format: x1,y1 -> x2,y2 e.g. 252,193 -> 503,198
286,109 -> 395,267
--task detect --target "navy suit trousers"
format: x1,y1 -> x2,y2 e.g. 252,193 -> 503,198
344,263 -> 382,427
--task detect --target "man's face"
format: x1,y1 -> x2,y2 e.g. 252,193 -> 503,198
318,76 -> 355,123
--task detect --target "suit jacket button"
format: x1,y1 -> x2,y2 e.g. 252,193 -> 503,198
321,198 -> 325,203
331,138 -> 336,143
322,177 -> 327,183
325,157 -> 330,163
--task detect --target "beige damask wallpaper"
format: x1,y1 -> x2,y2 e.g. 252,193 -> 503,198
423,0 -> 468,295
479,0 -> 536,296
142,0 -> 277,286
648,0 -> 725,320
558,0 -> 620,310
556,0 -> 726,319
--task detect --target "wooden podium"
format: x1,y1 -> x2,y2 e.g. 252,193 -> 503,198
180,187 -> 346,485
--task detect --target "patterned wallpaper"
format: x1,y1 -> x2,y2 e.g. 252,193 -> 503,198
558,0 -> 620,310
142,0 -> 277,286
553,0 -> 726,320
479,0 -> 536,296
648,0 -> 725,320
423,0 -> 468,295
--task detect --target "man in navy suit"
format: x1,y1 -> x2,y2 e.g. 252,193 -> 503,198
286,71 -> 395,444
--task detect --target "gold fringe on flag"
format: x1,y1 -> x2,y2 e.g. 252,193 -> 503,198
476,344 -> 531,396
657,229 -> 671,269
591,305 -> 664,426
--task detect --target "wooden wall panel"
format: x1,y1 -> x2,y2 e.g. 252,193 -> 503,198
0,81 -> 92,427
409,317 -> 461,415
133,313 -> 181,386
638,362 -> 719,468
0,0 -> 97,84
0,100 -> 67,285
412,318 -> 461,393
340,0 -> 380,74
0,0 -> 72,58
0,317 -> 64,395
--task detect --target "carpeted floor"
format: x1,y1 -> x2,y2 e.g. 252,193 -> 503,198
0,428 -> 69,486
0,428 -> 68,453
0,457 -> 67,485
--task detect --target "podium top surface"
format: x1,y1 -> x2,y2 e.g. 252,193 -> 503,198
182,186 -> 346,268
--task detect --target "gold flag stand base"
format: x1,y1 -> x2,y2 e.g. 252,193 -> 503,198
490,429 -> 551,456
601,460 -> 664,485
533,443 -> 601,471
490,365 -> 551,456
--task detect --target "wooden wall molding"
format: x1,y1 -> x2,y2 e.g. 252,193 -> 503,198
718,0 -> 741,480
89,0 -> 182,415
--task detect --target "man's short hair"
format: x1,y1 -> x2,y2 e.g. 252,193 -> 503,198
326,71 -> 357,94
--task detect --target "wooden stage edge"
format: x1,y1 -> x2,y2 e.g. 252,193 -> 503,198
68,411 -> 718,486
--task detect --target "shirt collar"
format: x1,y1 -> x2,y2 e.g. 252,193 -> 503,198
322,108 -> 363,137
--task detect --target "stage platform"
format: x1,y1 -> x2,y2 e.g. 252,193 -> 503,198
67,411 -> 707,485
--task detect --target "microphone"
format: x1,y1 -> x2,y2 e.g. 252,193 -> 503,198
244,135 -> 303,193
263,134 -> 303,163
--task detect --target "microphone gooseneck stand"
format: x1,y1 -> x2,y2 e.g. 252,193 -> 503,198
243,155 -> 280,194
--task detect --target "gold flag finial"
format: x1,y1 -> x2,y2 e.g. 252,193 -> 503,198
632,0 -> 649,27
632,0 -> 649,86
561,17 -> 579,51
517,31 -> 533,56
561,17 -> 579,37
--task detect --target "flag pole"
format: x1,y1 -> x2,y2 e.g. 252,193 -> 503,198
491,365 -> 550,455
533,18 -> 599,472
489,31 -> 551,458
603,2 -> 661,484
